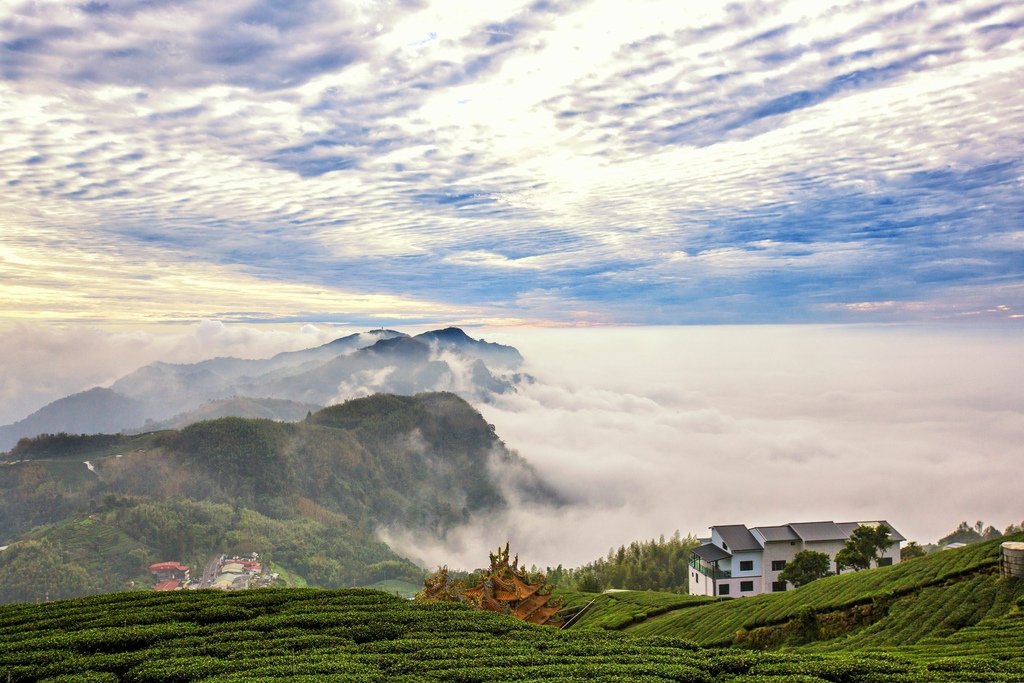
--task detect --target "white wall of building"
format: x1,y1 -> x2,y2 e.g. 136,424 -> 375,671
760,540 -> 802,592
689,567 -> 714,596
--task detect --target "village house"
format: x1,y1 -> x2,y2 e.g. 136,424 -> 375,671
689,521 -> 904,597
149,561 -> 190,592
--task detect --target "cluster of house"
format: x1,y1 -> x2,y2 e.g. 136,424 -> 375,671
689,520 -> 904,597
209,555 -> 276,591
149,553 -> 278,592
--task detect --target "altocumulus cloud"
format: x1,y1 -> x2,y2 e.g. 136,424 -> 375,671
0,0 -> 1022,325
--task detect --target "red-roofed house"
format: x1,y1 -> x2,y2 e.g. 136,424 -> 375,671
153,579 -> 182,592
149,562 -> 190,583
238,560 -> 262,573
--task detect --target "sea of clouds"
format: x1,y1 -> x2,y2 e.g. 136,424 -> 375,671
2,322 -> 1021,569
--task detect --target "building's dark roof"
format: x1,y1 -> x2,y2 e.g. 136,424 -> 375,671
835,522 -> 860,538
693,543 -> 731,563
754,525 -> 800,542
713,524 -> 762,551
841,521 -> 906,543
707,520 -> 907,549
788,521 -> 847,542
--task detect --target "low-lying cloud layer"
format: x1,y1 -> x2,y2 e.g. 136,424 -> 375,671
3,322 -> 1020,569
390,325 -> 1024,569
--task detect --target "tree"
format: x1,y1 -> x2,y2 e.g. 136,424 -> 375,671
900,541 -> 927,561
778,550 -> 832,587
937,520 -> 1002,546
836,523 -> 892,571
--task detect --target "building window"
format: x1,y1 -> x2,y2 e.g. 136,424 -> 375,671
790,541 -> 796,546
772,581 -> 787,592
877,557 -> 893,567
718,584 -> 730,596
740,580 -> 754,592
739,560 -> 753,571
771,560 -> 786,571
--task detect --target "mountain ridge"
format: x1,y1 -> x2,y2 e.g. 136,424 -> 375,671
0,327 -> 524,452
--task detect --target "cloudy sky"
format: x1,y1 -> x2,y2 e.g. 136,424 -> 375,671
1,2 -> 1022,567
2,0 -> 1022,325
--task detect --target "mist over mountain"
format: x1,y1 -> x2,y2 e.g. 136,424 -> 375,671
0,392 -> 556,602
0,328 -> 523,452
0,388 -> 147,452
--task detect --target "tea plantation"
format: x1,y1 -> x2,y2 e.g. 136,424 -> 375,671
622,533 -> 1023,648
2,572 -> 1023,682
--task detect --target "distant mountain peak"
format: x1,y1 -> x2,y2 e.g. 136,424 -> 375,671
414,328 -> 523,368
418,326 -> 472,341
1,327 -> 525,451
366,335 -> 431,357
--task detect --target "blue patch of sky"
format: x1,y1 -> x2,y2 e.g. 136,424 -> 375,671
735,23 -> 794,48
484,20 -> 525,45
237,0 -> 328,31
263,138 -> 363,177
730,47 -> 962,131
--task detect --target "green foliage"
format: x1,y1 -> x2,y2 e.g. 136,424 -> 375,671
7,432 -> 130,460
557,590 -> 718,630
546,531 -> 701,593
1,586 -> 1021,682
0,393 -> 546,603
901,542 -> 927,561
627,534 -> 1021,646
937,520 -> 1005,546
0,539 -> 100,603
780,551 -> 833,587
836,524 -> 892,572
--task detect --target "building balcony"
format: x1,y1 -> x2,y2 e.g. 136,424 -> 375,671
689,555 -> 731,579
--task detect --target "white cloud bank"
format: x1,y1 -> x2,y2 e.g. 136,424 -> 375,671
2,322 -> 1020,570
392,325 -> 1024,569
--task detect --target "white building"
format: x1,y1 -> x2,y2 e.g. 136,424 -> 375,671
689,520 -> 904,597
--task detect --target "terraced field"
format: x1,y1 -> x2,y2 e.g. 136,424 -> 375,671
1,581 -> 1022,682
627,533 -> 1023,646
558,589 -> 718,630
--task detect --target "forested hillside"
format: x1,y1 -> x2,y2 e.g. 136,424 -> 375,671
0,392 -> 556,604
546,531 -> 700,593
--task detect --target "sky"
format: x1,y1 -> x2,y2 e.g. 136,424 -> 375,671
1,0 -> 1022,326
1,2 -> 1022,569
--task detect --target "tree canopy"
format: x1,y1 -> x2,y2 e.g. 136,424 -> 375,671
778,550 -> 832,587
835,523 -> 892,571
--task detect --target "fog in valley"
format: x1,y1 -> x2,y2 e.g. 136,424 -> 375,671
3,322 -> 1021,571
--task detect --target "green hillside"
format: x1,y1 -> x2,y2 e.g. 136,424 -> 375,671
624,534 -> 1024,651
2,586 -> 1022,682
0,393 -> 554,603
558,589 -> 719,630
